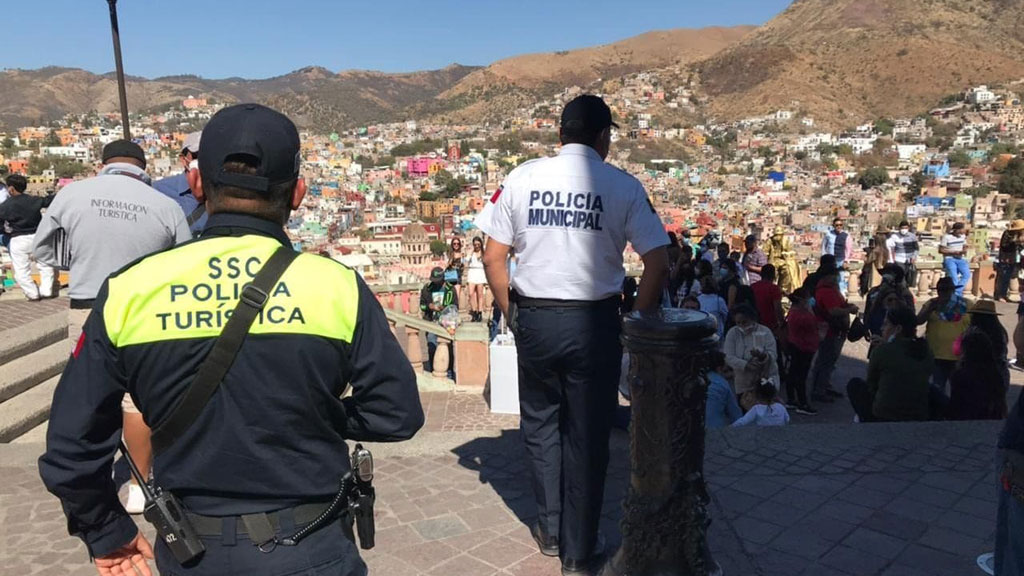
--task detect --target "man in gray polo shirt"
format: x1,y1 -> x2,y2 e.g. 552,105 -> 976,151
33,139 -> 190,513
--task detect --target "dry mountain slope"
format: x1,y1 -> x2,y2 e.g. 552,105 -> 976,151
0,26 -> 754,130
421,26 -> 755,124
0,65 -> 480,131
698,0 -> 1024,127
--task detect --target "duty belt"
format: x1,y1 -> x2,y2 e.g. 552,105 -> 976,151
513,293 -> 619,309
186,502 -> 336,542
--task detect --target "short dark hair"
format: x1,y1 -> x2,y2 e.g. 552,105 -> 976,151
833,217 -> 843,226
885,305 -> 917,337
207,158 -> 295,222
761,263 -> 776,281
559,124 -> 603,147
899,220 -> 909,228
5,174 -> 27,193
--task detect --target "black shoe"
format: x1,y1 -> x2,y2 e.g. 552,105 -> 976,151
826,388 -> 844,399
811,393 -> 834,404
795,405 -> 818,415
562,551 -> 607,576
531,523 -> 559,557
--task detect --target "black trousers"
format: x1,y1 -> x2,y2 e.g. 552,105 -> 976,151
515,303 -> 621,562
847,377 -> 878,422
787,346 -> 814,407
155,512 -> 366,575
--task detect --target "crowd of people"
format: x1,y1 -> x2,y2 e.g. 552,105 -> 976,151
655,217 -> 1017,430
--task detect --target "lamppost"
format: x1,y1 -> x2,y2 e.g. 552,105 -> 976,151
106,0 -> 131,139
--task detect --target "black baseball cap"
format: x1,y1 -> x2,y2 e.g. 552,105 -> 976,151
560,95 -> 619,133
198,103 -> 301,194
430,267 -> 445,281
101,139 -> 146,168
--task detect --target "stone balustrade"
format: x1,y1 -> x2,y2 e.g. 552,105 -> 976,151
846,260 -> 999,300
371,284 -> 490,388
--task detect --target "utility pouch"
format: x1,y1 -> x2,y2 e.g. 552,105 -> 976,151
507,291 -> 519,336
349,444 -> 376,550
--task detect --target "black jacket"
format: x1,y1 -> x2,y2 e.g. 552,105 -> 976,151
0,193 -> 53,236
38,213 -> 423,558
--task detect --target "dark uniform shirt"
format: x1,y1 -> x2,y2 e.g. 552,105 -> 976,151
38,212 -> 424,558
1001,389 -> 1024,453
0,193 -> 53,237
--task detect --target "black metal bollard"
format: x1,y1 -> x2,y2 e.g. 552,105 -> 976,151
602,308 -> 722,576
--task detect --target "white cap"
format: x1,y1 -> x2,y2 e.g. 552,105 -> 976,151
183,131 -> 202,154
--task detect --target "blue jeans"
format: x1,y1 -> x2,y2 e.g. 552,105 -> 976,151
944,257 -> 971,297
835,260 -> 848,297
996,458 -> 1024,576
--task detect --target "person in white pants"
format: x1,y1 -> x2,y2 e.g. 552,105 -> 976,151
10,234 -> 54,300
0,175 -> 56,301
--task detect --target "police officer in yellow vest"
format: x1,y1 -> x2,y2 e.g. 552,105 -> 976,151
39,104 -> 424,576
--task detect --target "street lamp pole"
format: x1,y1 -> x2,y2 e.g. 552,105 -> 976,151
106,0 -> 131,139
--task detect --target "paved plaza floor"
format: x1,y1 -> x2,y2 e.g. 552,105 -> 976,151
0,298 -> 1020,575
1,390 -> 1013,576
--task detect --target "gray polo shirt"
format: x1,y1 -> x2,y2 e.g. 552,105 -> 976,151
33,163 -> 191,300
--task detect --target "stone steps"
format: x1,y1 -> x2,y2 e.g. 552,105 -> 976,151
0,311 -> 69,443
0,375 -> 59,443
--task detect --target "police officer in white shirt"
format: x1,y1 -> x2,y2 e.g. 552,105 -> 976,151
476,94 -> 669,576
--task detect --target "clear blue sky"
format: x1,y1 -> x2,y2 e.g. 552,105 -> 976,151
3,0 -> 790,79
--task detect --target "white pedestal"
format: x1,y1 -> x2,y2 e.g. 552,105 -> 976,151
489,336 -> 520,415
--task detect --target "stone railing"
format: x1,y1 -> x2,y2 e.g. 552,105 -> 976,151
371,284 -> 490,388
847,260 -> 998,300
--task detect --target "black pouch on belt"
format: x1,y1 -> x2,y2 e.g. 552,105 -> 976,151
507,290 -> 519,335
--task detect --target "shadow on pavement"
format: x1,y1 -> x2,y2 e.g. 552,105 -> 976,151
450,429 -> 537,526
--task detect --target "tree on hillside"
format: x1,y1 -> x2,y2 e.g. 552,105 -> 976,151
459,140 -> 470,157
837,144 -> 855,158
28,155 -> 88,179
858,166 -> 890,190
999,158 -> 1024,198
947,149 -> 972,169
42,131 -> 61,147
908,171 -> 928,196
874,118 -> 895,136
990,142 -> 1019,158
846,198 -> 860,216
817,143 -> 837,157
429,239 -> 448,257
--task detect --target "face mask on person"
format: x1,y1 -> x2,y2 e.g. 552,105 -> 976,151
899,228 -> 909,236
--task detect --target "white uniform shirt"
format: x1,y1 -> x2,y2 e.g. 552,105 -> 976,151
475,144 -> 668,301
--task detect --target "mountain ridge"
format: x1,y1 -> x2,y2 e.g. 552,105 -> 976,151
0,26 -> 754,130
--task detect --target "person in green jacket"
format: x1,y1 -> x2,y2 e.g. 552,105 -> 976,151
847,306 -> 934,422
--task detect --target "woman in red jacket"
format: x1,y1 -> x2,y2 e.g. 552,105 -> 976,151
785,288 -> 820,415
